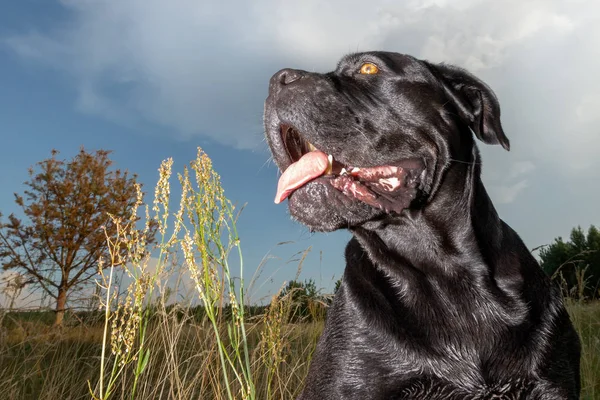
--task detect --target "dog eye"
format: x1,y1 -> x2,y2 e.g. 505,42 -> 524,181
359,62 -> 379,75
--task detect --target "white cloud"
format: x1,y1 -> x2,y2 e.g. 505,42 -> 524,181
485,160 -> 536,204
490,180 -> 530,205
3,0 -> 599,165
575,95 -> 600,124
507,161 -> 536,181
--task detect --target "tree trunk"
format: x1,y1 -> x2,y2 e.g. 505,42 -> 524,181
54,287 -> 68,327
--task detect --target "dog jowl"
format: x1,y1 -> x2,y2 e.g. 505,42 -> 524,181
264,52 -> 581,400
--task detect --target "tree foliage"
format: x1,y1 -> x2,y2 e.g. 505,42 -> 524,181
0,148 -> 155,325
334,278 -> 341,294
540,225 -> 600,299
277,279 -> 327,322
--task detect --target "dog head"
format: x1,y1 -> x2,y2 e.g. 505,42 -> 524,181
264,51 -> 509,232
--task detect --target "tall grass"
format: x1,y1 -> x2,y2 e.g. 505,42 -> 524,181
559,267 -> 600,399
567,300 -> 600,399
0,148 -> 598,399
0,315 -> 323,400
87,148 -> 322,400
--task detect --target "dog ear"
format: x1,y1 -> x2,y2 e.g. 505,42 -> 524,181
427,62 -> 510,151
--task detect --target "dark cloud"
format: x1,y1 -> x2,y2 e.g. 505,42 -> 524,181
4,0 -> 599,247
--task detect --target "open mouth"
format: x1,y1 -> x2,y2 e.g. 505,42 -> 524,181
276,124 -> 424,214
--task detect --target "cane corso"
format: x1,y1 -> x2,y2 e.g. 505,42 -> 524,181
263,51 -> 581,399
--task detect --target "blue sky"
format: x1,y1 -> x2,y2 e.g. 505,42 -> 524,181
1,0 -> 599,304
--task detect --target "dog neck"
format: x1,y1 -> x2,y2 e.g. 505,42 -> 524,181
346,146 -> 536,328
351,145 -> 506,280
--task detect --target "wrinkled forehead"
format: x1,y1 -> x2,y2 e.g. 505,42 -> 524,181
335,51 -> 428,75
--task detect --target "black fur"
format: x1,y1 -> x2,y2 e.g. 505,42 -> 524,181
263,51 -> 580,399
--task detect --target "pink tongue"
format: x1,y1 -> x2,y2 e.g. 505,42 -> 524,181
275,151 -> 329,203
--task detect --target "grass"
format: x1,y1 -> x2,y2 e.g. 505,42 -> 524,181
0,314 -> 323,400
1,148 -> 599,399
566,299 -> 600,399
0,302 -> 598,399
86,148 -> 323,400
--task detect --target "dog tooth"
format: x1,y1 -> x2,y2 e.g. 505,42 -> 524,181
341,168 -> 348,175
307,143 -> 317,152
379,177 -> 401,190
325,154 -> 333,174
351,167 -> 361,173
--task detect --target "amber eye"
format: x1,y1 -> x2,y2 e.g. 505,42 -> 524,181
359,62 -> 379,75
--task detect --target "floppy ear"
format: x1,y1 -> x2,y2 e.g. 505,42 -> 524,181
427,62 -> 510,151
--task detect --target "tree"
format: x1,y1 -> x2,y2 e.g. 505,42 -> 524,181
334,278 -> 342,294
278,279 -> 327,321
540,225 -> 600,299
0,148 -> 155,326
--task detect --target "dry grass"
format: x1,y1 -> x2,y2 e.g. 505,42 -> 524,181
1,302 -> 598,399
88,148 -> 323,400
1,148 -> 598,400
566,299 -> 600,400
0,315 -> 323,400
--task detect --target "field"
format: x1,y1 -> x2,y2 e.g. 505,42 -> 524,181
566,300 -> 600,399
0,300 -> 598,400
0,307 -> 321,400
1,150 -> 598,399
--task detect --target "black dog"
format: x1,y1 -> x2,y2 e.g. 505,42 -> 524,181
264,51 -> 581,399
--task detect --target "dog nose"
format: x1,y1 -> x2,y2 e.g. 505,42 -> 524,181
277,69 -> 303,85
270,69 -> 305,93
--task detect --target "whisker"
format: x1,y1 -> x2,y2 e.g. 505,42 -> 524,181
258,155 -> 276,174
351,125 -> 376,150
448,158 -> 481,166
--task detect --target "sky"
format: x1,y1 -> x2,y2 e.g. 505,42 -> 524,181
0,0 -> 599,306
